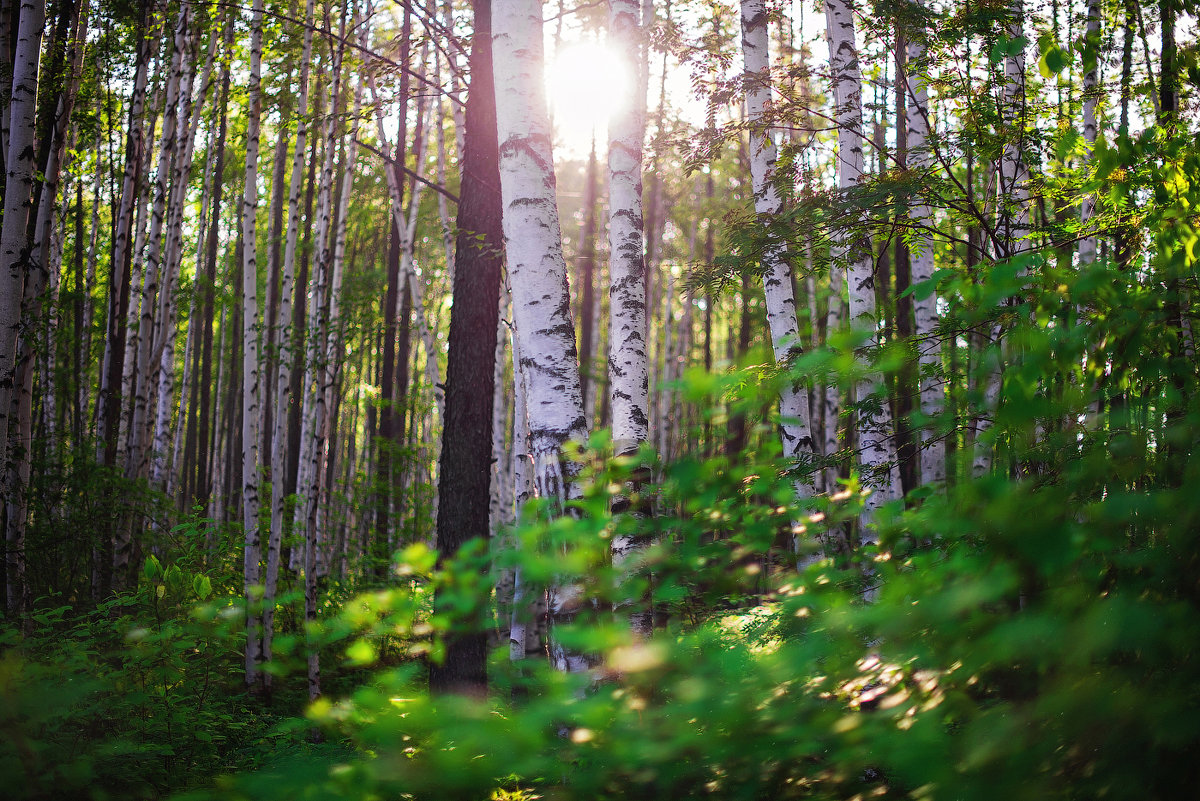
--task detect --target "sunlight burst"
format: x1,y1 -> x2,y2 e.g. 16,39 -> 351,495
546,39 -> 634,156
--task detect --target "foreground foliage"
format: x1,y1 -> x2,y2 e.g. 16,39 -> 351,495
5,269 -> 1199,798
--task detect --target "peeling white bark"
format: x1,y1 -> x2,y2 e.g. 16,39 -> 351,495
264,0 -> 315,684
998,0 -> 1030,257
1078,0 -> 1100,266
608,0 -> 649,464
242,0 -> 265,687
741,0 -> 815,504
0,0 -> 43,475
824,0 -> 901,529
493,0 -> 589,500
904,1 -> 944,486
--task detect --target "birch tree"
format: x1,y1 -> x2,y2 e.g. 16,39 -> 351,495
0,0 -> 44,493
7,0 -> 89,613
242,0 -> 265,688
740,0 -> 815,504
825,0 -> 901,528
608,0 -> 649,467
606,0 -> 654,630
1077,0 -> 1100,266
96,6 -> 159,473
493,0 -> 588,502
904,1 -> 944,485
430,0 -> 505,695
126,6 -> 189,490
263,0 -> 316,686
153,21 -> 219,488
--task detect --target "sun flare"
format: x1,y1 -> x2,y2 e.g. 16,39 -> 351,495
546,39 -> 634,156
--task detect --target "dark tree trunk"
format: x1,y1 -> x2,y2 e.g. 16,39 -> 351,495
725,270 -> 752,456
224,234 -> 244,520
287,123 -> 319,506
577,137 -> 599,415
262,110 -> 291,471
893,25 -> 917,495
1160,0 -> 1176,125
375,217 -> 401,577
195,25 -> 233,508
375,3 -> 410,579
72,182 -> 83,445
429,0 -> 504,696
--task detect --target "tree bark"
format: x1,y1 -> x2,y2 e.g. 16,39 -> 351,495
608,0 -> 649,464
264,0 -> 315,688
493,0 -> 588,503
578,138 -> 599,423
825,0 -> 901,530
429,0 -> 504,696
374,1 -> 411,581
1077,0 -> 1100,266
741,0 -> 815,506
0,0 -> 43,484
903,0 -> 943,486
241,0 -> 265,689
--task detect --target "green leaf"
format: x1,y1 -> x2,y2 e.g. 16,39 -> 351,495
193,574 -> 212,600
345,639 -> 377,666
989,39 -> 1006,64
1038,45 -> 1070,78
1055,127 -> 1083,163
143,555 -> 162,582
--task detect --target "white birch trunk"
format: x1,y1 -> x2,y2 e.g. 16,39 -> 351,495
79,123 -> 104,422
508,310 -> 537,660
607,0 -> 652,638
491,291 -> 513,534
129,6 -> 189,483
295,73 -> 341,560
96,14 -> 158,466
166,289 -> 196,497
998,0 -> 1030,257
118,90 -> 161,466
1077,0 -> 1100,266
905,1 -> 944,486
825,0 -> 901,530
0,0 -> 43,617
314,70 -> 366,546
493,0 -> 589,502
0,0 -> 43,479
151,21 -> 216,487
241,0 -> 265,688
264,0 -> 315,683
29,0 -> 89,449
608,0 -> 649,462
742,0 -> 815,503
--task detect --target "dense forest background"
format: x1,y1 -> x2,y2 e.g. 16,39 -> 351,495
2,0 -> 1199,798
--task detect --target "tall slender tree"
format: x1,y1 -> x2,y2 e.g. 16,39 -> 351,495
263,0 -> 316,688
493,0 -> 588,502
740,0 -> 815,508
0,0 -> 44,492
429,0 -> 504,696
241,0 -> 266,688
904,0 -> 943,486
825,0 -> 901,529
